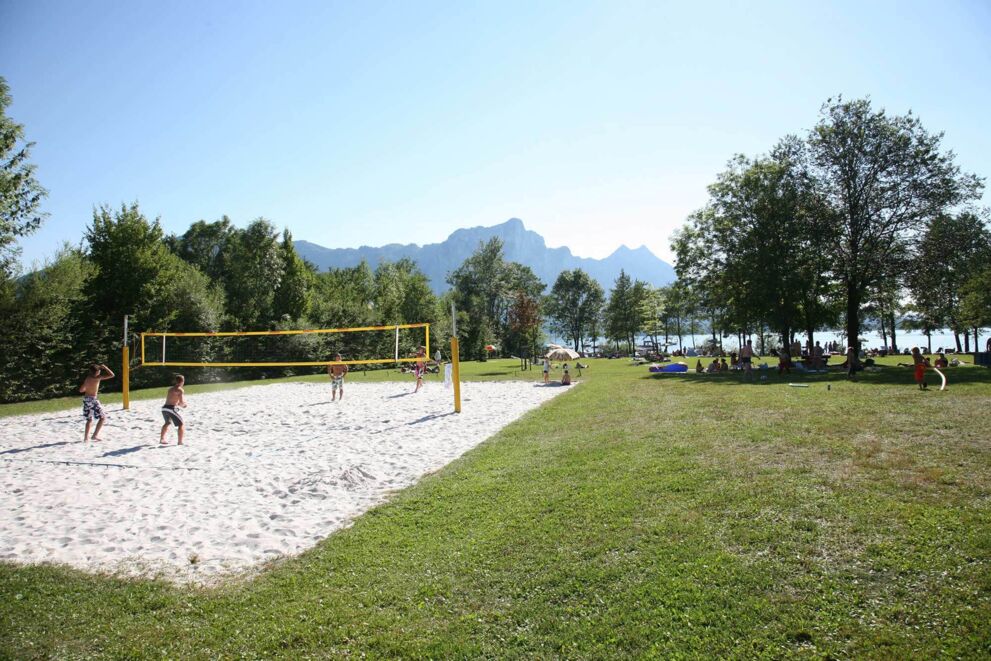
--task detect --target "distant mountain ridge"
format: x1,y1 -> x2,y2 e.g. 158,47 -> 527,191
295,218 -> 676,294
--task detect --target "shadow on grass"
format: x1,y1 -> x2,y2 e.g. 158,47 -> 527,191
642,366 -> 991,388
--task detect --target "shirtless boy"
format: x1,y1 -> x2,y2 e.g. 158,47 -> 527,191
328,353 -> 349,401
79,363 -> 115,442
160,374 -> 188,445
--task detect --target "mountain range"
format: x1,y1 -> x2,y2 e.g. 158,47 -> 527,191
294,218 -> 676,294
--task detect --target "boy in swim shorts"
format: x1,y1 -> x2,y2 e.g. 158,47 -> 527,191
160,374 -> 188,445
79,363 -> 115,442
328,353 -> 348,401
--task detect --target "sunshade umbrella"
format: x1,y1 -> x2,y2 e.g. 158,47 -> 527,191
485,344 -> 497,352
546,347 -> 579,361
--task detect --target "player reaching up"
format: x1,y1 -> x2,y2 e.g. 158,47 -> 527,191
79,363 -> 115,442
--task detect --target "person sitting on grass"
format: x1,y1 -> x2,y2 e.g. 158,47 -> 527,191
777,347 -> 793,375
561,363 -> 572,386
706,359 -> 719,373
719,357 -> 729,372
934,352 -> 948,368
695,359 -> 704,374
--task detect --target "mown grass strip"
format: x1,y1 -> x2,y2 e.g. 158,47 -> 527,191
1,358 -> 989,657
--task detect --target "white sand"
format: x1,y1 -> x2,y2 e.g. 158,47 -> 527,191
0,380 -> 568,583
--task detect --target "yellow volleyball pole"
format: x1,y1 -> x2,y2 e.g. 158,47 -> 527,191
122,346 -> 130,410
451,336 -> 461,413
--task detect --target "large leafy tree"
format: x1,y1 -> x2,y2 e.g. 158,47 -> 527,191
0,77 -> 47,279
166,216 -> 236,282
85,203 -> 181,330
0,246 -> 94,401
808,97 -> 983,351
83,203 -> 224,375
908,212 -> 991,351
223,218 -> 283,329
546,268 -> 604,352
960,266 -> 991,347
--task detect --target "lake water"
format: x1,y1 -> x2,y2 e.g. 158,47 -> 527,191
561,329 -> 989,354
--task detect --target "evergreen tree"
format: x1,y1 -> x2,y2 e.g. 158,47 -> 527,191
0,77 -> 47,279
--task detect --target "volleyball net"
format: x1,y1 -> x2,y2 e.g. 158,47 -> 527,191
139,323 -> 430,368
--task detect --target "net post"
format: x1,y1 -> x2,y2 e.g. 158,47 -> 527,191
122,315 -> 130,410
451,336 -> 461,413
425,323 -> 430,359
122,346 -> 130,410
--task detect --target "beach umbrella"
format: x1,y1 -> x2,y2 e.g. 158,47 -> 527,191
546,347 -> 579,361
485,344 -> 497,352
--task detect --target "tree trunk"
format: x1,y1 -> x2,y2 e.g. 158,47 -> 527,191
926,330 -> 932,353
954,330 -> 962,353
888,312 -> 898,353
963,332 -> 970,353
879,315 -> 888,352
846,281 -> 861,352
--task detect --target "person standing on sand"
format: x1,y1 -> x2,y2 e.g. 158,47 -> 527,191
413,346 -> 426,393
160,374 -> 188,445
79,363 -> 114,442
328,353 -> 349,402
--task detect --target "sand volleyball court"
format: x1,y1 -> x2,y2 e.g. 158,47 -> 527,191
0,380 -> 567,583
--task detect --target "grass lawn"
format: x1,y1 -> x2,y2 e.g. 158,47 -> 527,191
1,357 -> 989,657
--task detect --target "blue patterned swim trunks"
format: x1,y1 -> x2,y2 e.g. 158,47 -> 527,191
82,396 -> 106,421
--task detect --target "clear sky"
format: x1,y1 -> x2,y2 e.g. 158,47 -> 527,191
2,0 -> 990,269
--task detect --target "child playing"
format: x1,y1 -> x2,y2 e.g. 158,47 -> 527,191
561,362 -> 572,386
79,363 -> 115,442
413,346 -> 426,393
328,353 -> 349,401
542,357 -> 550,383
912,347 -> 928,390
160,374 -> 188,445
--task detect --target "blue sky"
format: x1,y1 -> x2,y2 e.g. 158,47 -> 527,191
2,0 -> 989,269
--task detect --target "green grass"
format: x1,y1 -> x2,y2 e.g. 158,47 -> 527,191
1,358 -> 989,658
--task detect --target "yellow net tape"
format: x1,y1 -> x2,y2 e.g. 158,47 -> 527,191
140,323 -> 430,368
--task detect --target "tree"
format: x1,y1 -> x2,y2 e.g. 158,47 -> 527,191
605,270 -> 644,354
271,229 -> 312,323
807,97 -> 983,351
223,218 -> 283,329
506,290 -> 542,360
960,266 -> 991,347
0,77 -> 47,279
546,268 -> 604,352
0,246 -> 94,402
167,216 -> 236,282
908,212 -> 991,351
84,203 -> 179,331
